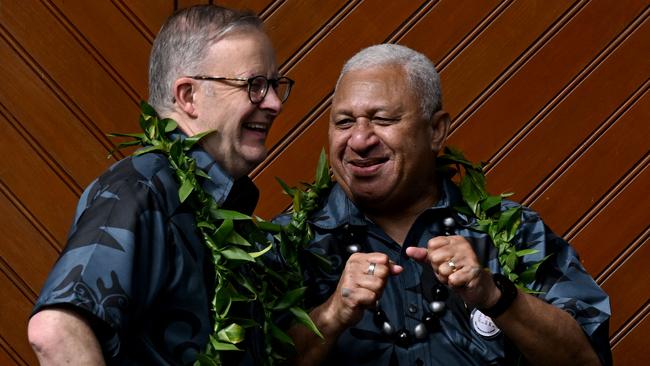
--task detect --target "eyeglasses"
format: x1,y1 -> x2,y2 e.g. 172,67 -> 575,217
189,75 -> 294,104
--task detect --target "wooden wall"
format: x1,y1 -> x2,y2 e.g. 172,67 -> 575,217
0,0 -> 647,364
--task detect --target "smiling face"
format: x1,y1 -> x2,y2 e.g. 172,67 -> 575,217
178,29 -> 282,178
329,64 -> 449,215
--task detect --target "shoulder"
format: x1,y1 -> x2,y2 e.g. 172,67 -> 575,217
86,153 -> 180,212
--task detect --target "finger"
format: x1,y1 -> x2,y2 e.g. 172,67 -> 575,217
339,286 -> 379,308
350,252 -> 391,266
448,265 -> 483,288
427,236 -> 453,251
435,258 -> 458,277
405,246 -> 427,262
389,261 -> 403,275
428,248 -> 455,269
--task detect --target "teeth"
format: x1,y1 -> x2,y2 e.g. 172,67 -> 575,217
350,158 -> 387,167
244,123 -> 268,131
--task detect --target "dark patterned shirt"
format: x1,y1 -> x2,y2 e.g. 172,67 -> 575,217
292,180 -> 612,366
32,146 -> 260,365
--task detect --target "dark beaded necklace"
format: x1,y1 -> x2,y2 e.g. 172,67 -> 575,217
345,216 -> 456,348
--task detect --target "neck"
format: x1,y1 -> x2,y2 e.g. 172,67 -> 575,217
364,183 -> 441,245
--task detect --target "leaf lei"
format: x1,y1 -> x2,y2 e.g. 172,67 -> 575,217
437,147 -> 546,290
111,102 -> 327,365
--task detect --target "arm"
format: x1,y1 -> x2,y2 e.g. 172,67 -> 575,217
406,237 -> 601,366
288,253 -> 403,365
28,308 -> 106,366
493,289 -> 600,365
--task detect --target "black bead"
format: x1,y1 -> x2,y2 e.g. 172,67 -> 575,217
422,312 -> 440,332
373,308 -> 387,326
395,329 -> 412,348
431,283 -> 448,301
443,216 -> 455,235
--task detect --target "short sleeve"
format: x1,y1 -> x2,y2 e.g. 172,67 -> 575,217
32,169 -> 168,357
519,208 -> 612,365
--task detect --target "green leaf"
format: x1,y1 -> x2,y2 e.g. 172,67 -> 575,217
108,132 -> 146,139
437,146 -> 476,167
217,323 -> 245,344
221,247 -> 255,262
214,219 -> 234,244
196,168 -> 211,179
289,307 -> 323,339
195,354 -> 218,366
519,254 -> 552,285
178,178 -> 195,203
185,130 -> 213,149
459,176 -> 481,214
505,251 -> 517,271
212,209 -> 252,221
480,195 -> 502,212
315,148 -> 330,187
161,118 -> 178,133
256,219 -> 282,233
307,251 -> 332,272
248,243 -> 272,258
276,177 -> 296,196
515,248 -> 539,257
497,206 -> 520,232
209,337 -> 242,351
140,100 -> 158,117
226,230 -> 251,246
274,287 -> 306,310
133,145 -> 163,156
474,219 -> 492,233
270,323 -> 295,346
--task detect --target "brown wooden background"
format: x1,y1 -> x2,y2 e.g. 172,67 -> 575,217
1,0 -> 648,364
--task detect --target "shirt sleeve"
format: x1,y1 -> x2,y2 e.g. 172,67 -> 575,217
519,207 -> 613,365
32,170 -> 168,357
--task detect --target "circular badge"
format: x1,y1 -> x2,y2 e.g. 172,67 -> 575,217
470,308 -> 501,338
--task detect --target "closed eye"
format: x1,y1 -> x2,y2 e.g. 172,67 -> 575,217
334,118 -> 355,129
373,116 -> 399,125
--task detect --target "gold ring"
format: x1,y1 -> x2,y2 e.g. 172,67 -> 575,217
447,259 -> 457,272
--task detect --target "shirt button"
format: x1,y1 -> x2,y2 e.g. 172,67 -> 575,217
408,304 -> 418,313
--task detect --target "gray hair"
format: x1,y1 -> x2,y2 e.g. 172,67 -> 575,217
336,44 -> 442,118
148,5 -> 263,113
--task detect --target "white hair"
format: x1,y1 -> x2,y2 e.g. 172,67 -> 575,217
337,44 -> 442,118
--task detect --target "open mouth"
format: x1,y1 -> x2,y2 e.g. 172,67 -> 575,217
243,122 -> 270,133
347,157 -> 389,167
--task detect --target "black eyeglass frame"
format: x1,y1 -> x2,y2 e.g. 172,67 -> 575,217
188,75 -> 294,104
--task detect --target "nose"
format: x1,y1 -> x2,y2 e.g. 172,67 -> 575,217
258,86 -> 282,115
348,119 -> 379,153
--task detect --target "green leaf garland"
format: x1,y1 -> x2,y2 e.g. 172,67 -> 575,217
111,102 -> 327,365
437,147 -> 546,290
112,102 -> 543,364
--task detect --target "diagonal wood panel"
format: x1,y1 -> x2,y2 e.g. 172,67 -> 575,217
1,1 -> 647,364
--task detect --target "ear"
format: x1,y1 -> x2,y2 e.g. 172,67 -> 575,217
172,77 -> 199,118
430,110 -> 450,153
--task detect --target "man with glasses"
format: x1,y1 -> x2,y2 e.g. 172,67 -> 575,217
28,5 -> 292,365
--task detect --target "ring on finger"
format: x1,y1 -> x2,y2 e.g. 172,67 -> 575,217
447,259 -> 457,272
367,262 -> 377,276
341,288 -> 352,298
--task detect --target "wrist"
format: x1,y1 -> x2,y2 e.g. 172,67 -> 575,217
479,273 -> 518,318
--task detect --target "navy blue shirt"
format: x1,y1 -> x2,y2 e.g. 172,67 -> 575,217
291,180 -> 611,365
32,146 -> 260,365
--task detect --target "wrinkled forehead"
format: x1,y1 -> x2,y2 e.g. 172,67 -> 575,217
332,64 -> 417,113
